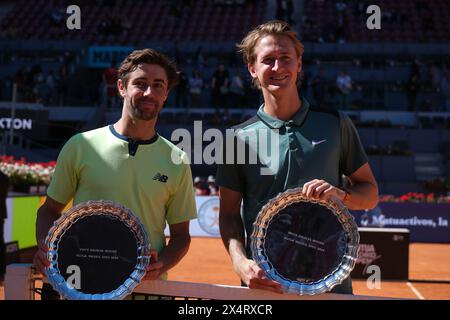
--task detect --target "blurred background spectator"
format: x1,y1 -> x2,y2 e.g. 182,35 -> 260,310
406,74 -> 420,112
194,177 -> 209,196
440,71 -> 450,111
310,68 -> 325,108
207,175 -> 218,196
229,71 -> 245,108
188,69 -> 204,108
211,64 -> 229,112
175,71 -> 189,108
336,70 -> 353,109
102,61 -> 118,108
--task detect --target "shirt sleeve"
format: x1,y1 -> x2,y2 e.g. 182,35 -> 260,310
46,135 -> 80,205
339,112 -> 368,176
215,130 -> 245,192
165,152 -> 197,225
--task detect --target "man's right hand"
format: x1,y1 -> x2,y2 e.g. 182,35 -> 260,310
33,239 -> 50,275
233,257 -> 283,294
143,250 -> 164,281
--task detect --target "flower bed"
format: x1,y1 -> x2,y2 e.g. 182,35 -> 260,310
379,192 -> 449,204
0,155 -> 56,192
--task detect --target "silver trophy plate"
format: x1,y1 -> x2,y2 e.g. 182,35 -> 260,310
251,188 -> 359,295
45,200 -> 151,300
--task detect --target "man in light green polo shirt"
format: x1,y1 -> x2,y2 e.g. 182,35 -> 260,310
216,21 -> 379,295
34,49 -> 197,286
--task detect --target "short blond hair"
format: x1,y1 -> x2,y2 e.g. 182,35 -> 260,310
237,20 -> 304,65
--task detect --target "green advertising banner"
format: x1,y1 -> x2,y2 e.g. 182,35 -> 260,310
11,197 -> 41,249
5,196 -> 46,249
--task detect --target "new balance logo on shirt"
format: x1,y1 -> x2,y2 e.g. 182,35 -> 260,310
153,173 -> 168,183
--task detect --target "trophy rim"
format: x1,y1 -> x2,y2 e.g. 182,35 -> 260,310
45,200 -> 151,300
250,187 -> 360,295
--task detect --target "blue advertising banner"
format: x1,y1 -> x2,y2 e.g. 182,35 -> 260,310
88,46 -> 134,68
352,203 -> 450,243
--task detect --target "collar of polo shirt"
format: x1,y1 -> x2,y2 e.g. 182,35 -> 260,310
257,97 -> 310,129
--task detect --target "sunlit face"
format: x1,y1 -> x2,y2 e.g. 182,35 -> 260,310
248,34 -> 302,94
118,64 -> 169,121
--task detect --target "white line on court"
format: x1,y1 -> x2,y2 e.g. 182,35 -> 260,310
406,282 -> 425,300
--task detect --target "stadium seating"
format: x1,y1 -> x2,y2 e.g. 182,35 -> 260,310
302,0 -> 450,43
1,0 -> 266,43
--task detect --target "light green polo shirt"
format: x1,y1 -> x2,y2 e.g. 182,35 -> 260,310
47,125 -> 197,279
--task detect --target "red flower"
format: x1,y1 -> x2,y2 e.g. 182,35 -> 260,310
400,195 -> 409,202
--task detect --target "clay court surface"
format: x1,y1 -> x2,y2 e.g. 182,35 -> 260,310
1,238 -> 449,300
166,239 -> 450,300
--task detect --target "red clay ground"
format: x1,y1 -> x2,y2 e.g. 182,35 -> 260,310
167,239 -> 450,299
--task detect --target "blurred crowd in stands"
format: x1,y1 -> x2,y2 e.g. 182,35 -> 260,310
0,50 -> 79,106
193,175 -> 218,196
302,0 -> 449,43
0,0 -> 449,114
1,49 -> 449,116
